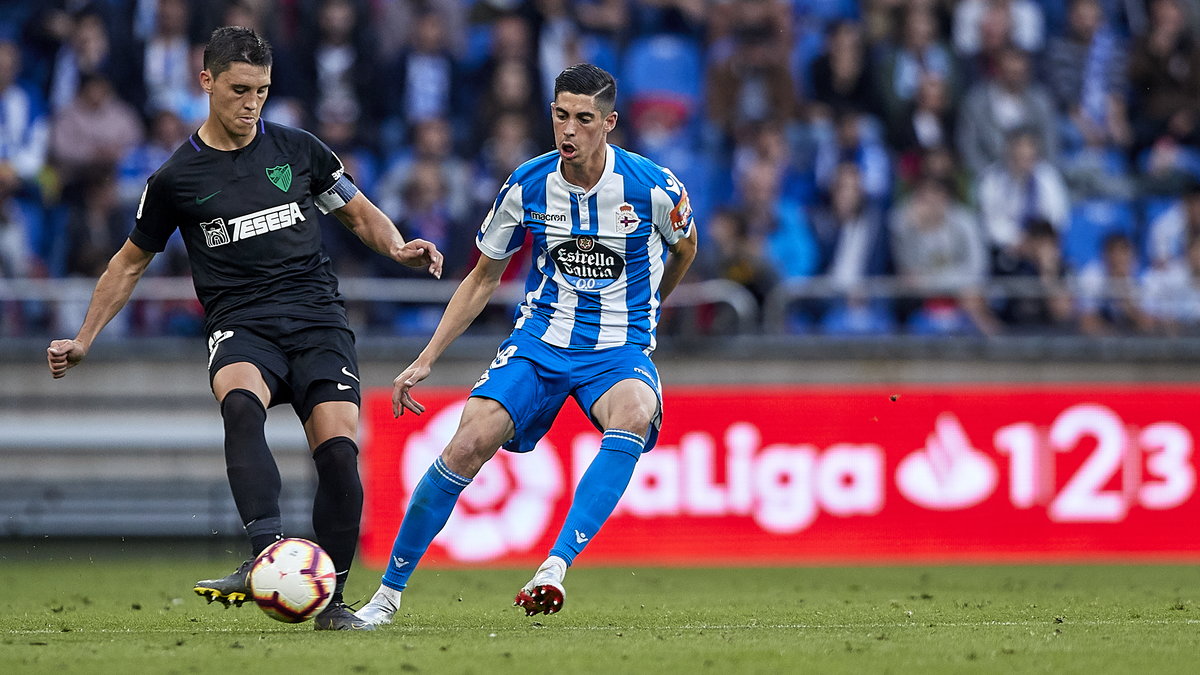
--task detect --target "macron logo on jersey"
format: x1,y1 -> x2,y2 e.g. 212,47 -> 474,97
528,209 -> 567,223
201,202 -> 305,248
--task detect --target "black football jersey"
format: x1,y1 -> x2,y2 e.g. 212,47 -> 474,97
131,120 -> 351,331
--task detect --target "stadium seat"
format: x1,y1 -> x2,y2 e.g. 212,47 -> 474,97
906,301 -> 975,336
819,299 -> 896,336
1062,199 -> 1136,272
621,35 -> 703,121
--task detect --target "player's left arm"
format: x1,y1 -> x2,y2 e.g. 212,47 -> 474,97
659,227 -> 697,301
332,192 -> 443,279
654,168 -> 698,301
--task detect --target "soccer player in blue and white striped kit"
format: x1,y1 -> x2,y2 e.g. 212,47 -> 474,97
358,63 -> 698,624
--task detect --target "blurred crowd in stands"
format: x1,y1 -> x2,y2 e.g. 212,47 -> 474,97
5,0 -> 1200,339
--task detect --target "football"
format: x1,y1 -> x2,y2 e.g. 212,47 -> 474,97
248,538 -> 336,623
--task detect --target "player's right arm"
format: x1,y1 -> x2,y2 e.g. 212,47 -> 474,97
392,253 -> 510,417
47,239 -> 156,378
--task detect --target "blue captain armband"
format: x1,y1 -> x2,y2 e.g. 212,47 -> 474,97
314,174 -> 359,214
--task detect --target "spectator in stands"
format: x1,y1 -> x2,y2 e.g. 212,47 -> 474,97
1045,0 -> 1132,153
1141,229 -> 1200,334
888,73 -> 956,180
807,19 -> 878,123
813,107 -> 891,205
392,159 -> 469,279
139,0 -> 192,118
1074,232 -> 1154,335
470,12 -> 541,100
811,162 -> 892,289
736,158 -> 819,284
368,158 -> 467,333
976,127 -> 1070,268
62,168 -> 125,279
470,56 -> 549,153
116,109 -> 186,216
1146,179 -> 1200,268
472,111 -> 538,212
1128,0 -> 1200,154
809,162 -> 893,333
731,121 -> 807,207
378,117 -> 472,230
49,72 -> 143,186
388,8 -> 460,140
0,161 -> 37,279
705,8 -> 796,146
293,0 -> 381,132
0,40 -> 49,187
955,0 -> 1024,81
45,11 -> 140,115
878,3 -> 961,130
632,0 -> 708,38
703,206 -> 778,310
890,174 -> 999,335
991,217 -> 1074,330
896,144 -> 972,202
0,158 -> 47,334
953,0 -> 1045,57
957,45 -> 1058,174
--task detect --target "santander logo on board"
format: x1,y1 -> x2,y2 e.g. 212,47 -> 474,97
895,413 -> 999,510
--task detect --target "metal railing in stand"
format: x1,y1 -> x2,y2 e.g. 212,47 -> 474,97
0,275 -> 762,336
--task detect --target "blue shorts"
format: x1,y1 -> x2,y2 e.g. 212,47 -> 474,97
469,331 -> 662,454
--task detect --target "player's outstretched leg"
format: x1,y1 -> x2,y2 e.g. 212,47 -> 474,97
515,429 -> 643,615
195,389 -> 283,606
309,436 -> 371,630
358,456 -> 473,626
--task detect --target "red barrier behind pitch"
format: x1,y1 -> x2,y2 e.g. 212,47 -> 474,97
361,385 -> 1200,567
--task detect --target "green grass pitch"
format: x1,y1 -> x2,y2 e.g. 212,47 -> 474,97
1,542 -> 1198,674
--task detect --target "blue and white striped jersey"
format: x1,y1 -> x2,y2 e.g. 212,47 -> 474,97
477,144 -> 695,352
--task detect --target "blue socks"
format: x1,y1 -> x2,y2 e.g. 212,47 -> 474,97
549,429 -> 644,565
381,457 -> 471,591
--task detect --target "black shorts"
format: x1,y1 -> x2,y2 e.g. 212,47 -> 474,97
206,316 -> 360,422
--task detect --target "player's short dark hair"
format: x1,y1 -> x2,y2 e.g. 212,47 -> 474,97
203,26 -> 272,77
554,64 -> 617,114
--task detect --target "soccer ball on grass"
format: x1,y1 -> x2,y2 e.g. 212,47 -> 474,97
248,538 -> 336,623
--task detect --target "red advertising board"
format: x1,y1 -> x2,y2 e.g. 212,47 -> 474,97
360,385 -> 1200,567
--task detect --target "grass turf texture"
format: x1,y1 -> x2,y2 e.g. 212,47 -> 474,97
1,544 -> 1197,674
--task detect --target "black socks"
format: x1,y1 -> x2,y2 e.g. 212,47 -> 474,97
311,435 -> 364,602
221,389 -> 283,556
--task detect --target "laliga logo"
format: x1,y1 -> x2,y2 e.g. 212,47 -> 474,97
401,402 -> 564,561
896,413 -> 998,509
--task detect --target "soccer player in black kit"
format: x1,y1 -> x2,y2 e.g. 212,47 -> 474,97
46,26 -> 442,631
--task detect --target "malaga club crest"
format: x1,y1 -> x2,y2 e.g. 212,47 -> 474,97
266,164 -> 292,192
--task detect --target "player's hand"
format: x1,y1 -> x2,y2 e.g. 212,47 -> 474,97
47,339 -> 87,378
392,361 -> 432,418
397,238 -> 444,279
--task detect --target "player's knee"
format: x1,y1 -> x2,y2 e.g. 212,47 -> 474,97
312,435 -> 359,462
606,411 -> 655,439
221,388 -> 266,434
312,436 -> 363,507
440,438 -> 499,478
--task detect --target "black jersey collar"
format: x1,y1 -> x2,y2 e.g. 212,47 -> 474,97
189,118 -> 267,153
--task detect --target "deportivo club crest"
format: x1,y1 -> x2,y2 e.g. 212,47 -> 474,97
266,164 -> 292,192
615,202 -> 640,234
